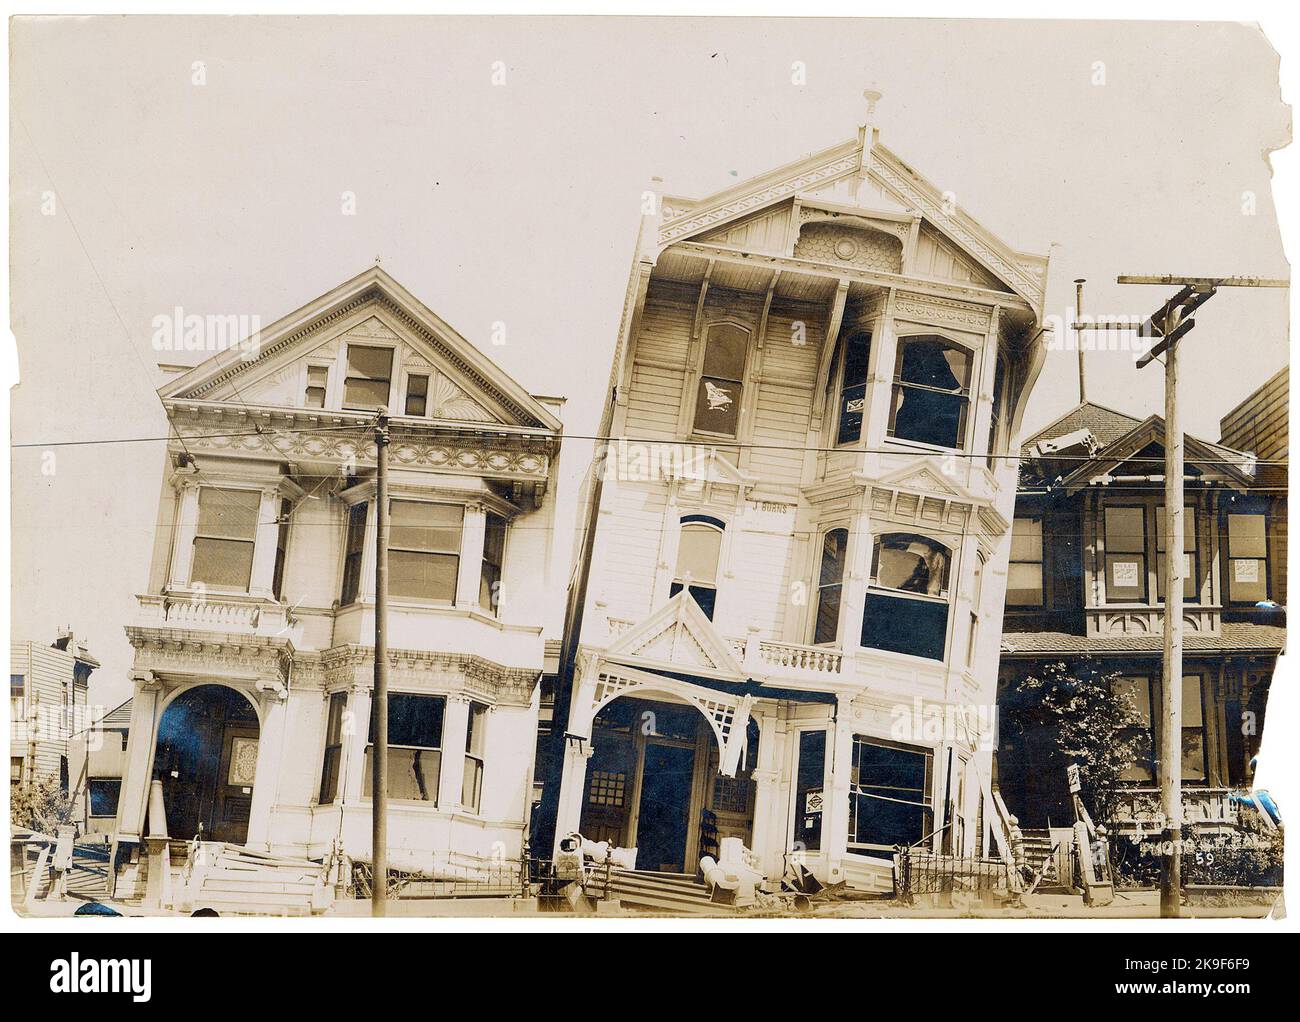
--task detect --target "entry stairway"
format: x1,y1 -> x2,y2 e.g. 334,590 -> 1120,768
587,868 -> 731,916
1020,829 -> 1070,894
172,841 -> 332,916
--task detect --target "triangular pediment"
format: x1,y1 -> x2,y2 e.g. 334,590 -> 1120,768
869,462 -> 974,503
158,266 -> 562,431
604,591 -> 747,682
1060,417 -> 1257,492
656,134 -> 1046,311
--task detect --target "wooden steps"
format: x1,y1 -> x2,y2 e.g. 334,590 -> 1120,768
841,854 -> 896,895
175,842 -> 330,916
588,868 -> 731,916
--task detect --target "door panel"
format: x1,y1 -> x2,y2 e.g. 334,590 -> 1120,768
635,743 -> 695,872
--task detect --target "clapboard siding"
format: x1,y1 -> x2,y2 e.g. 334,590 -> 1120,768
720,526 -> 797,638
626,364 -> 685,439
1220,369 -> 1288,461
749,383 -> 812,494
634,298 -> 693,366
11,641 -> 86,785
592,486 -> 669,623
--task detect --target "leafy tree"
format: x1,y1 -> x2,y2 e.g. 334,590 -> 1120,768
10,775 -> 77,833
1001,658 -> 1145,826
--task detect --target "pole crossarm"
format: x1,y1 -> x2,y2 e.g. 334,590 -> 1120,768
1117,274 -> 1288,288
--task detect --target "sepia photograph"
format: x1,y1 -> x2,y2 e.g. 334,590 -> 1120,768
4,5 -> 1298,980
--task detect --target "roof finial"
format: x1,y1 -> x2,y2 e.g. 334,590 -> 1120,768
863,87 -> 882,125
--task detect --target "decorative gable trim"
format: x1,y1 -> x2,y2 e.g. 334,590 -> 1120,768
1060,417 -> 1257,493
603,590 -> 747,682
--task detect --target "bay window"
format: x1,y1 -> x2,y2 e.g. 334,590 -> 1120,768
343,344 -> 394,410
363,692 -> 444,802
848,737 -> 933,852
1007,517 -> 1044,606
388,501 -> 462,603
862,533 -> 951,661
813,528 -> 848,644
887,335 -> 974,449
669,517 -> 724,619
1227,511 -> 1269,603
692,323 -> 748,437
191,487 -> 260,590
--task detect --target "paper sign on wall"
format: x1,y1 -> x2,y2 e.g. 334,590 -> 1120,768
1234,559 -> 1260,583
1112,561 -> 1140,587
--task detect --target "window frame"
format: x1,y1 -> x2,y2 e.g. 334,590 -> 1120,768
689,321 -> 751,440
462,701 -> 488,814
341,342 -> 395,412
846,735 -> 935,854
886,333 -> 977,452
386,499 -> 463,605
1155,504 -> 1201,604
479,511 -> 507,615
668,515 -> 726,620
1102,503 -> 1150,604
812,526 -> 849,645
862,532 -> 954,662
1007,516 -> 1045,608
1226,510 -> 1271,605
339,500 -> 369,606
402,370 -> 431,418
318,690 -> 348,806
829,330 -> 873,448
362,691 -> 445,805
304,361 -> 332,410
189,485 -> 262,593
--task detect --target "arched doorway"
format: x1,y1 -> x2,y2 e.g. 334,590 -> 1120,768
578,694 -> 757,874
153,685 -> 260,844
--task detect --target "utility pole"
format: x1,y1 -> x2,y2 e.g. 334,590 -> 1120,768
1073,278 -> 1087,404
1114,274 -> 1287,918
372,408 -> 391,916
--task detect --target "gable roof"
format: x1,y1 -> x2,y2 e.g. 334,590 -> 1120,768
1026,402 -> 1145,449
604,590 -> 747,683
656,131 -> 1049,312
159,266 -> 563,432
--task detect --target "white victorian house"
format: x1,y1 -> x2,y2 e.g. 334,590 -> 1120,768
539,97 -> 1052,893
110,267 -> 562,894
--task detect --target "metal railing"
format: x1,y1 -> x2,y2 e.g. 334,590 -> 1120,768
895,847 -> 1013,900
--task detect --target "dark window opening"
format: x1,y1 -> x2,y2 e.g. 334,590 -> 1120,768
814,528 -> 848,644
479,512 -> 506,614
862,534 -> 951,661
339,501 -> 368,605
363,692 -> 445,803
88,779 -> 121,817
405,374 -> 429,417
836,331 -> 872,446
848,737 -> 933,851
794,729 -> 827,851
318,691 -> 348,805
887,336 -> 973,449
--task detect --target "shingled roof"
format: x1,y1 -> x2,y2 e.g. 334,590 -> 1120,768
1026,401 -> 1145,448
1000,622 -> 1286,656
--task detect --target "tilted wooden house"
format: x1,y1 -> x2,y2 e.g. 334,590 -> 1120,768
537,98 -> 1052,892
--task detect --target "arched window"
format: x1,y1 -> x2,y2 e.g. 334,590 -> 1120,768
692,323 -> 749,438
986,354 -> 1008,468
863,533 -> 952,660
669,517 -> 724,619
834,331 -> 872,446
813,528 -> 848,644
887,335 -> 974,450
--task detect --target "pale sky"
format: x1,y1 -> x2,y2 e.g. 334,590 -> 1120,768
8,17 -> 1290,707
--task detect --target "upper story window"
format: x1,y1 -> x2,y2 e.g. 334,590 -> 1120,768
1103,505 -> 1147,602
1007,517 -> 1044,606
813,528 -> 848,644
272,498 -> 291,601
1227,511 -> 1269,603
480,512 -> 507,613
862,533 -> 951,661
834,331 -> 872,446
462,702 -> 488,813
191,487 -> 260,590
305,365 -> 329,408
692,324 -> 748,438
986,354 -> 1007,468
318,690 -> 347,805
404,374 -> 430,417
669,517 -> 724,620
343,344 -> 394,410
888,336 -> 973,450
340,501 -> 368,606
1155,506 -> 1198,602
388,501 -> 462,603
10,674 -> 24,697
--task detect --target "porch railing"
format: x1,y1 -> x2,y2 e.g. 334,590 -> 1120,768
136,593 -> 292,636
895,847 -> 1013,900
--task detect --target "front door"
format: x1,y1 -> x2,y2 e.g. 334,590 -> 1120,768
211,726 -> 259,843
635,743 -> 695,872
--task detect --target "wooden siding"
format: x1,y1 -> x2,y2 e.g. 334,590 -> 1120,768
1220,368 -> 1288,462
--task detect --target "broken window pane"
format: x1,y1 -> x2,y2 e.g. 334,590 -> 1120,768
888,336 -> 972,449
848,738 -> 933,850
693,324 -> 748,436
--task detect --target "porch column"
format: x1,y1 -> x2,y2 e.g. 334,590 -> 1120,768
748,710 -> 783,879
114,671 -> 164,840
438,694 -> 472,811
821,699 -> 855,884
245,684 -> 288,848
167,483 -> 201,590
248,487 -> 283,599
456,503 -> 488,610
553,742 -> 594,853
